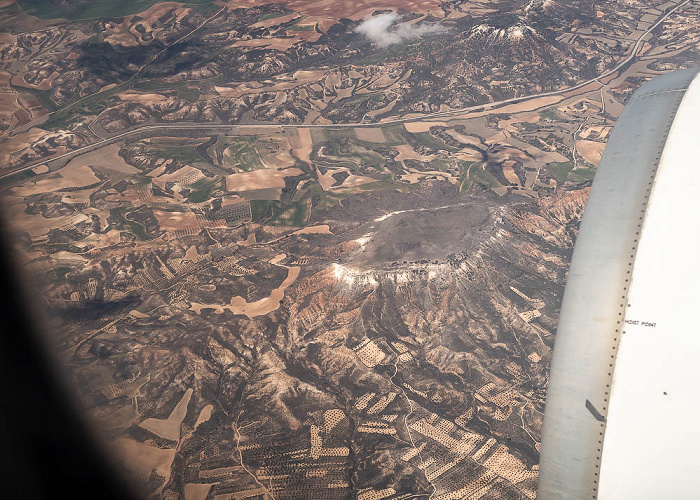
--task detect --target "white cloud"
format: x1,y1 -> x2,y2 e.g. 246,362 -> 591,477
356,12 -> 445,47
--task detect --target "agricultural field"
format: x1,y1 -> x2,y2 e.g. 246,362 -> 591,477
1,0 -> 699,498
16,0 -> 217,19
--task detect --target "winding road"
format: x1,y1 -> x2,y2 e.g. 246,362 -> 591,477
1,0 -> 691,181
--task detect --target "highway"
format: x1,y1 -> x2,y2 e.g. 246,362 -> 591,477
1,0 -> 691,181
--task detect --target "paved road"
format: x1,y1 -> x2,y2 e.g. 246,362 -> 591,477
2,0 -> 690,181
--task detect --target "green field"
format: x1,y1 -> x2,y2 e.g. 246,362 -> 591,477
311,128 -> 356,143
250,199 -> 271,221
334,94 -> 385,115
17,0 -> 216,20
378,124 -> 409,146
0,169 -> 36,187
251,199 -> 310,226
539,109 -> 563,121
459,162 -> 501,191
14,86 -> 57,112
429,158 -> 450,171
316,139 -> 385,170
134,74 -> 223,92
305,184 -> 344,211
107,207 -> 151,241
458,162 -> 475,192
177,88 -> 200,103
569,166 -> 597,184
258,11 -> 291,22
545,161 -> 575,184
357,179 -> 412,193
471,166 -> 502,189
147,145 -> 207,165
38,81 -> 128,131
269,199 -> 311,226
187,177 -> 220,203
220,137 -> 265,172
409,131 -> 460,152
544,161 -> 596,185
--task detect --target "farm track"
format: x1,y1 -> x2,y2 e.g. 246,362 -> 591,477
1,0 -> 691,181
